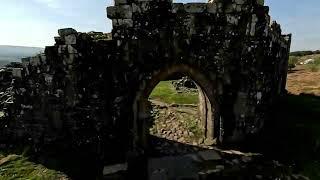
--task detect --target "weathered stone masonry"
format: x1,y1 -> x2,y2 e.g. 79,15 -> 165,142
1,0 -> 291,163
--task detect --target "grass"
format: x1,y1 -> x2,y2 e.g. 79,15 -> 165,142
308,64 -> 320,72
291,53 -> 320,72
306,57 -> 320,72
0,152 -> 67,180
149,81 -> 199,104
149,80 -> 204,141
0,142 -> 104,180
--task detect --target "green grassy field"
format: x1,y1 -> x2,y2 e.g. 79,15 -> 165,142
149,81 -> 199,104
0,152 -> 67,180
307,57 -> 320,72
289,54 -> 320,72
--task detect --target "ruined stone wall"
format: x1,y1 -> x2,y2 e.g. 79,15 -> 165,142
1,31 -> 121,158
0,0 -> 291,162
107,0 -> 291,144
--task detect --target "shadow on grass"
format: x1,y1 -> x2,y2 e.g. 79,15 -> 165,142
244,93 -> 320,179
0,141 -> 104,179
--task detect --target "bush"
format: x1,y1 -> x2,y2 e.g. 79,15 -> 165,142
307,57 -> 320,72
290,51 -> 314,57
288,56 -> 299,70
315,57 -> 320,65
310,65 -> 319,72
289,56 -> 299,65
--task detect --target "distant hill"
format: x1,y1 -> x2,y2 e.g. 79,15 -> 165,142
290,50 -> 320,57
0,45 -> 44,67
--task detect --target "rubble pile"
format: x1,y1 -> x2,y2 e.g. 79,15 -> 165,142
149,104 -> 207,156
172,77 -> 198,92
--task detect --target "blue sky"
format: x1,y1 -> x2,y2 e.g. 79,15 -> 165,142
0,0 -> 318,51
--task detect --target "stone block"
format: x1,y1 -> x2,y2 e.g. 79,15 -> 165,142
226,15 -> 239,25
64,54 -> 76,64
40,54 -> 47,64
149,169 -> 168,180
44,74 -> 53,84
58,28 -> 77,37
112,19 -> 133,27
198,150 -> 222,161
184,3 -> 207,13
65,34 -> 77,45
67,45 -> 78,54
103,163 -> 128,175
58,45 -> 67,54
21,58 -> 30,68
139,2 -> 150,11
132,3 -> 141,13
234,0 -> 245,5
257,0 -> 264,6
225,4 -> 237,13
172,3 -> 184,13
30,56 -> 41,66
107,6 -> 117,18
11,68 -> 22,78
107,5 -> 132,19
115,0 -> 127,5
206,3 -> 217,13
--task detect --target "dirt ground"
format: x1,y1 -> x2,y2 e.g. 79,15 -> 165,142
287,65 -> 320,95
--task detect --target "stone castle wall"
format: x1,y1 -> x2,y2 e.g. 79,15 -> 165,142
0,0 -> 291,163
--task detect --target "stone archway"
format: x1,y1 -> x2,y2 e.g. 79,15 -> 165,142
132,63 -> 219,153
2,1 -> 292,176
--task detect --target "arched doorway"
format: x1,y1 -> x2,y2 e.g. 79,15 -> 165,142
132,63 -> 220,155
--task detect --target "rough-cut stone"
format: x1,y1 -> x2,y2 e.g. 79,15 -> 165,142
204,138 -> 216,146
103,163 -> 128,175
172,77 -> 197,91
65,34 -> 77,45
58,28 -> 77,37
149,169 -> 168,180
198,150 -> 221,161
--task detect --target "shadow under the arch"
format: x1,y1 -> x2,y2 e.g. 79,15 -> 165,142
147,135 -> 210,157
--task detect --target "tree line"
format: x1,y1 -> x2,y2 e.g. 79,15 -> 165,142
290,50 -> 320,57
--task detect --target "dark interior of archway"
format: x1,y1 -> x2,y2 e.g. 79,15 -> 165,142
146,74 -> 211,157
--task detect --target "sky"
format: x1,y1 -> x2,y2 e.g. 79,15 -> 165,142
0,0 -> 319,51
